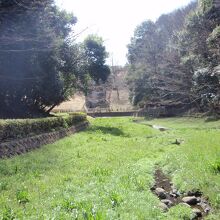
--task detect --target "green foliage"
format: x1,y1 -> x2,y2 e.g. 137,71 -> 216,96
16,189 -> 29,204
199,0 -> 213,13
0,2 -> 110,118
207,26 -> 220,45
2,206 -> 16,220
0,0 -> 81,118
210,160 -> 220,174
127,3 -> 197,107
0,181 -> 8,192
0,117 -> 219,219
110,192 -> 123,208
173,1 -> 220,114
61,198 -> 78,212
166,204 -> 192,220
60,198 -> 107,219
0,113 -> 87,141
192,67 -> 220,113
151,117 -> 220,212
127,0 -> 220,115
83,35 -> 111,84
207,26 -> 220,64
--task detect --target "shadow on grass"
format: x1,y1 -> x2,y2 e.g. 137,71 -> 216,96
88,126 -> 130,137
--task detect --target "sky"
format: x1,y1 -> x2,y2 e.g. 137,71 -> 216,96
55,0 -> 194,66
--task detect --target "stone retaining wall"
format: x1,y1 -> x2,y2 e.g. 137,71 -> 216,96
0,121 -> 89,158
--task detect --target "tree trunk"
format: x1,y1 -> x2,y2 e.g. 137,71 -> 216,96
46,103 -> 57,113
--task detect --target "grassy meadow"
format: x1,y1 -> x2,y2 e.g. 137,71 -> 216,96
0,117 -> 219,219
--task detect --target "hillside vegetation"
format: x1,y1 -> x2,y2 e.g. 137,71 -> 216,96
127,0 -> 220,115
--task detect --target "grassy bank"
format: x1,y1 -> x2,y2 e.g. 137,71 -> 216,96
0,117 -> 219,219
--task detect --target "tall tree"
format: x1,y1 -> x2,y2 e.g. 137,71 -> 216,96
0,0 -> 79,117
179,0 -> 220,113
83,35 -> 110,84
127,2 -> 197,108
127,0 -> 220,115
0,1 -> 111,118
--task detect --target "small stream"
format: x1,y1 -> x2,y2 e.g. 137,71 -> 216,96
151,169 -> 211,219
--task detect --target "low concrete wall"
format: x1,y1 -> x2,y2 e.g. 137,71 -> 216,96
88,108 -> 188,118
88,111 -> 136,117
0,121 -> 89,159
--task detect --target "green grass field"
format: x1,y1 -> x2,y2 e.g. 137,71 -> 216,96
0,117 -> 219,219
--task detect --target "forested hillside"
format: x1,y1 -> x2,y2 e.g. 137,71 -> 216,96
127,0 -> 220,115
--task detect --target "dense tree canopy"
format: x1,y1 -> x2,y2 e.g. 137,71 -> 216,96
0,0 -> 110,118
127,2 -> 197,107
127,0 -> 220,115
83,35 -> 110,84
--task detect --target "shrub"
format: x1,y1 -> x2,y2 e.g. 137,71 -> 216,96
0,113 -> 87,142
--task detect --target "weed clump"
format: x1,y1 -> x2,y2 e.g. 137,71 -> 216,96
16,189 -> 29,204
210,160 -> 220,174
